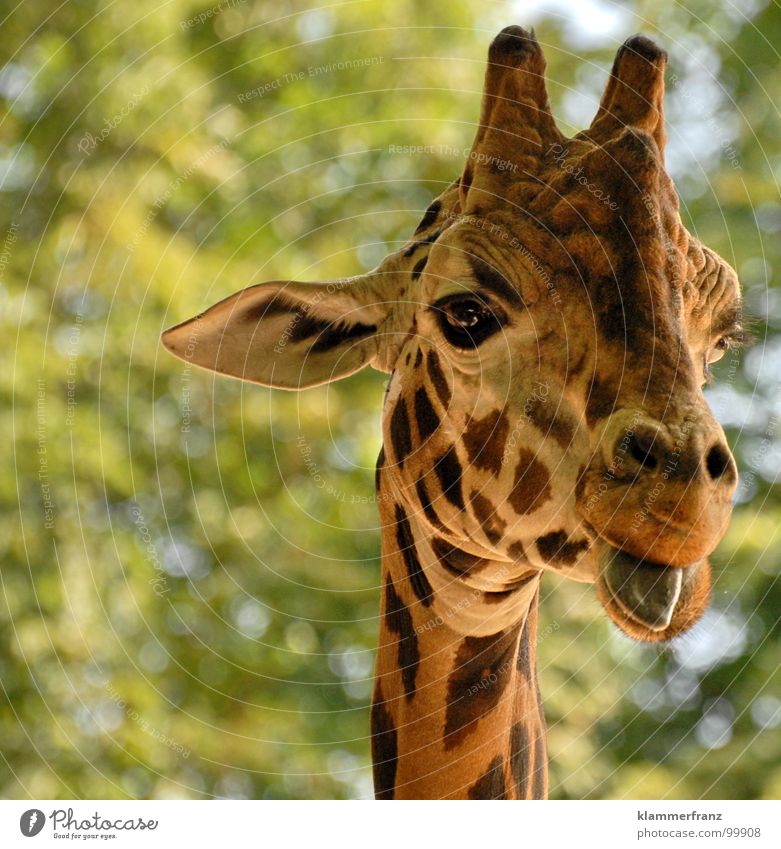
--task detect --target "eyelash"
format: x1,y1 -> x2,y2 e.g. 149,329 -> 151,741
703,333 -> 745,383
431,294 -> 507,349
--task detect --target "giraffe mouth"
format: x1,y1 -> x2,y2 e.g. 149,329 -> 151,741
597,544 -> 702,633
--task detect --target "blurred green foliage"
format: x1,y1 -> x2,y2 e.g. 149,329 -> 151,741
1,0 -> 779,799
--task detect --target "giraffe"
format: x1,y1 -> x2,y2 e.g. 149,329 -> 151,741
161,28 -> 745,799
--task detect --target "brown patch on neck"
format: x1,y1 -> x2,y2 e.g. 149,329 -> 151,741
468,755 -> 508,799
469,488 -> 507,545
383,576 -> 421,700
443,630 -> 519,750
426,350 -> 451,409
370,682 -> 398,800
430,536 -> 487,576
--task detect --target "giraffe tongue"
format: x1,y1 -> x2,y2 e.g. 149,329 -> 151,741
601,547 -> 695,632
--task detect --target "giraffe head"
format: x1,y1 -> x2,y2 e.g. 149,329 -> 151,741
162,28 -> 743,644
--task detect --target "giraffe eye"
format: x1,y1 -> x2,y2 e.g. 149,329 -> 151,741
434,295 -> 505,349
707,336 -> 731,365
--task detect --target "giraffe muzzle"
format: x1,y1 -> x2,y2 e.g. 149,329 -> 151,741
583,410 -> 737,569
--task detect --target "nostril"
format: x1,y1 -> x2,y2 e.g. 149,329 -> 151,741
706,443 -> 733,481
626,432 -> 658,471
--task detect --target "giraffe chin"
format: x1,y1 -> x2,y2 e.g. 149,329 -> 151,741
595,543 -> 711,643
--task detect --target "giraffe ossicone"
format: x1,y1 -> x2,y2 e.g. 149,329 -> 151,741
162,26 -> 744,799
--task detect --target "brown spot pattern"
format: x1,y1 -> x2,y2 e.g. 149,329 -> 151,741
383,577 -> 420,701
469,489 -> 506,544
509,721 -> 533,798
536,530 -> 590,565
395,505 -> 433,606
463,408 -> 509,476
415,478 -> 447,531
431,537 -> 485,576
434,448 -> 465,511
444,630 -> 517,749
411,256 -> 427,279
414,199 -> 442,234
413,386 -> 439,442
532,733 -> 547,799
390,397 -> 412,464
508,449 -> 552,515
375,446 -> 385,492
507,540 -> 526,561
468,755 -> 507,799
516,616 -> 533,680
371,685 -> 398,800
524,394 -> 576,450
585,371 -> 619,427
426,350 -> 451,408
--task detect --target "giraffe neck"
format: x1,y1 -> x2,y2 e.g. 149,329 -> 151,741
371,494 -> 548,800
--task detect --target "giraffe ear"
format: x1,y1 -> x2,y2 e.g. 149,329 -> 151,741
161,278 -> 389,389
